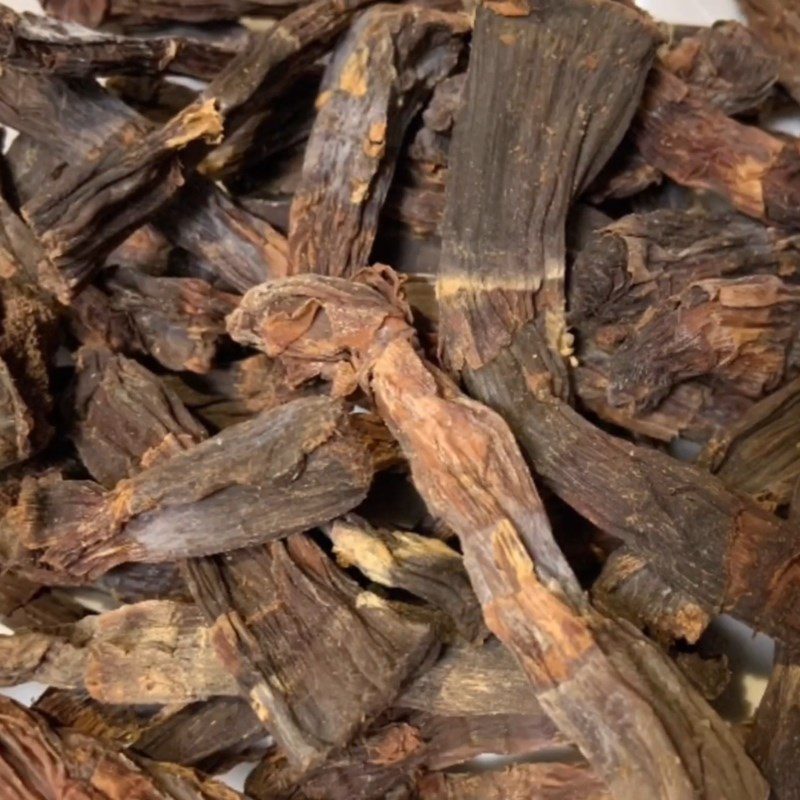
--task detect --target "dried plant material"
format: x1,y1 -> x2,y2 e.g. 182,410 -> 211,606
0,695 -> 248,800
73,348 -> 208,487
96,561 -> 190,603
0,600 -> 237,703
416,763 -> 611,800
570,209 -> 800,441
185,533 -> 437,769
41,0 -> 305,28
327,514 -> 485,641
661,21 -> 779,114
699,376 -> 800,511
438,0 -> 660,392
164,354 -> 313,432
37,690 -> 266,774
739,0 -> 800,104
748,645 -> 800,800
592,548 -> 712,645
6,397 -> 374,578
287,4 -> 467,277
0,8 -> 248,80
635,68 -> 800,228
229,268 -> 767,798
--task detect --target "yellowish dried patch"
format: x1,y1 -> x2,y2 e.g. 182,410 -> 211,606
363,121 -> 387,159
485,0 -> 531,16
166,99 -> 224,149
339,46 -> 370,97
351,179 -> 370,204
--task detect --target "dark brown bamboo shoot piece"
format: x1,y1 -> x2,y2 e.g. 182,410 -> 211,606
438,0 -> 659,397
184,533 -> 437,769
739,0 -> 800,104
36,690 -> 266,774
228,269 -> 768,799
417,763 -> 610,800
42,0 -> 305,27
72,348 -> 208,488
699,376 -> 800,511
327,514 -> 485,641
0,7 -> 248,80
287,4 -> 467,277
661,20 -> 779,115
0,695 -> 248,800
6,396 -> 374,578
635,68 -> 800,229
0,599 -> 238,703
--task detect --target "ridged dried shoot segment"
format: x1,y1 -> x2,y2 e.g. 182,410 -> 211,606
287,3 -> 467,277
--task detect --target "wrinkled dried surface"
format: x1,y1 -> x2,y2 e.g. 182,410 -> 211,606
0,695 -> 247,800
739,0 -> 800,103
185,533 -> 437,770
0,600 -> 237,703
73,348 -> 208,487
288,4 -> 467,277
5,396 -> 373,578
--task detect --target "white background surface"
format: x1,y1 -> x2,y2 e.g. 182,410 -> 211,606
0,0 -> 781,793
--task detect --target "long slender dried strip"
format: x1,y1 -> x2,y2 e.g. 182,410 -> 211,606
738,0 -> 800,103
699,376 -> 800,511
437,0 -> 660,393
36,690 -> 266,774
246,712 -> 565,800
72,348 -> 208,488
327,514 -> 485,641
0,600 -> 238,703
42,0 -> 305,27
747,645 -> 800,800
185,534 -> 437,770
198,0 -> 378,179
0,68 -> 288,292
636,68 -> 800,228
0,695 -> 247,800
660,20 -> 779,115
287,4 -> 467,277
6,396 -> 374,579
396,639 -> 542,716
417,763 -> 610,800
228,270 -> 767,799
163,353 -> 313,431
0,8 -> 247,80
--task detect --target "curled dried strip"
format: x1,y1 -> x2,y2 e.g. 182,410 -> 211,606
228,268 -> 767,799
5,396 -> 374,578
185,534 -> 437,770
287,4 -> 468,277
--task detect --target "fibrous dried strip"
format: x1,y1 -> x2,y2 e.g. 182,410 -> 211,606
699,376 -> 800,511
72,348 -> 208,488
23,98 -> 224,301
396,639 -> 542,717
592,548 -> 711,645
416,763 -> 610,800
41,0 -> 306,28
437,0 -> 660,393
185,533 -> 437,770
287,4 -> 467,277
0,600 -> 238,703
635,68 -> 800,228
163,354 -> 313,432
570,209 -> 800,440
660,20 -> 779,115
229,269 -> 767,799
6,396 -> 374,578
739,0 -> 800,104
0,695 -> 248,800
327,514 -> 485,641
0,8 -> 248,80
246,711 -> 565,800
36,690 -> 266,774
